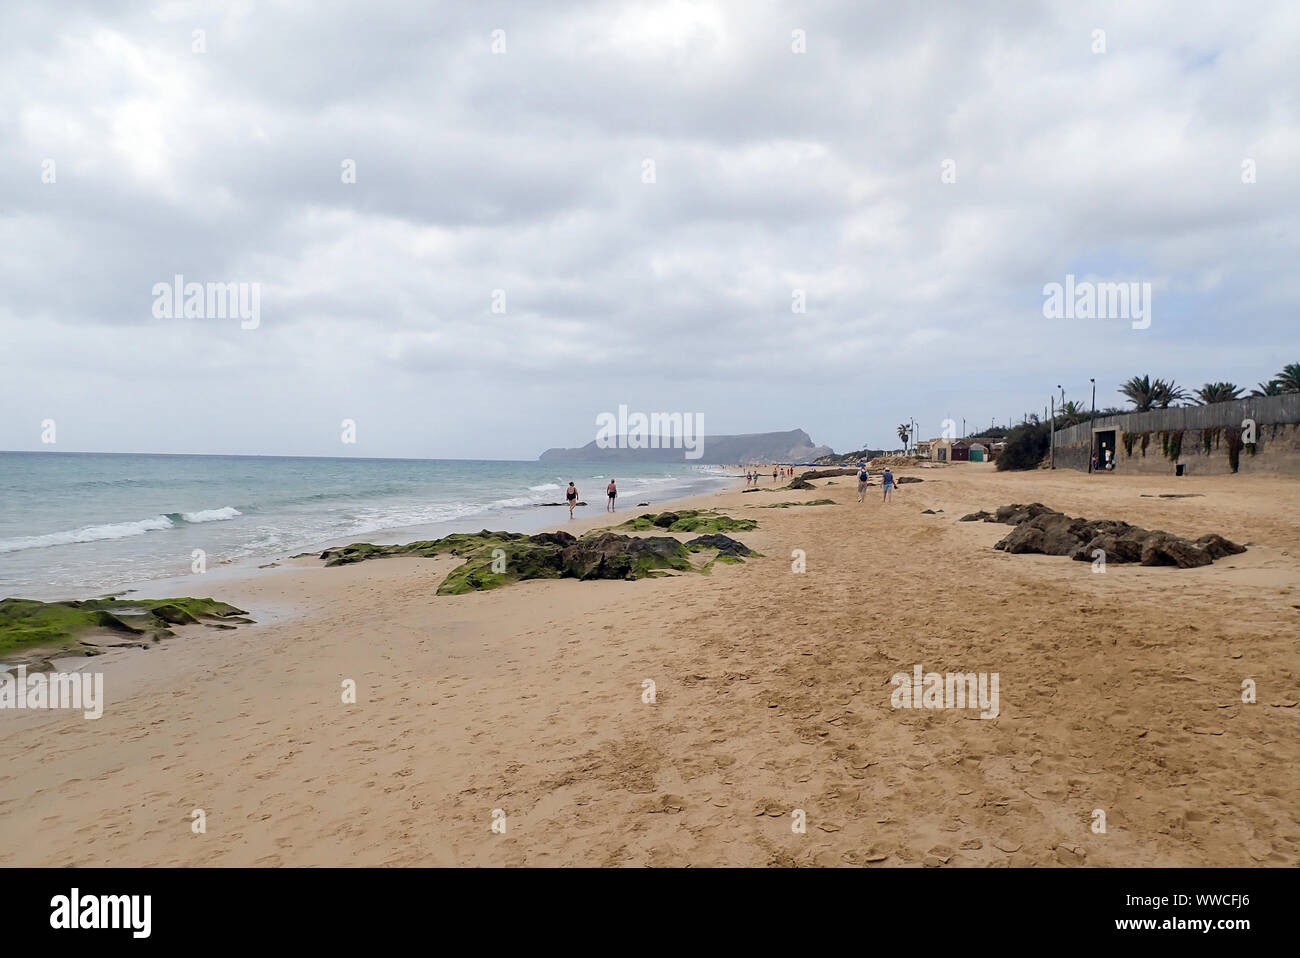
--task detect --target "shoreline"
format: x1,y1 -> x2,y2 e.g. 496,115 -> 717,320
3,462 -> 1298,866
4,472 -> 740,604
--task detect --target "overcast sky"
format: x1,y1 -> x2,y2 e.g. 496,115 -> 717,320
2,0 -> 1297,459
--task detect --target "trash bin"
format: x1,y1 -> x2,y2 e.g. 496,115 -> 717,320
1176,464 -> 1185,477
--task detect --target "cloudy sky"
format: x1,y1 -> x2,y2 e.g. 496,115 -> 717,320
2,0 -> 1297,459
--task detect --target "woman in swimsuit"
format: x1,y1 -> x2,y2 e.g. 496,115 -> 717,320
566,482 -> 579,518
606,479 -> 618,512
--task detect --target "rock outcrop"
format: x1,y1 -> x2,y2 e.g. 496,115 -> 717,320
975,504 -> 1246,568
320,520 -> 761,595
0,596 -> 251,667
620,510 -> 757,534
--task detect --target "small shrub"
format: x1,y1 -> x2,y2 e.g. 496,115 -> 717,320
996,420 -> 1051,471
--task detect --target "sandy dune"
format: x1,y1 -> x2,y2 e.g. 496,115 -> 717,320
2,463 -> 1297,866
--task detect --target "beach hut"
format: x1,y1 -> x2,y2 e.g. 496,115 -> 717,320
967,443 -> 988,462
950,440 -> 970,462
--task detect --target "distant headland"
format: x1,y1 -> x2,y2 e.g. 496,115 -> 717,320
538,428 -> 833,464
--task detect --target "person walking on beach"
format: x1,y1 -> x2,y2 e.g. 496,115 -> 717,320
773,466 -> 779,483
566,482 -> 579,518
881,467 -> 895,502
857,463 -> 870,502
606,479 -> 618,512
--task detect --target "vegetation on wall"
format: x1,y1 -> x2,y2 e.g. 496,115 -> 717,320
1162,429 -> 1184,461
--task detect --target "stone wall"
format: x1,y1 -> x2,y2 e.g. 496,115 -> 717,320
1052,394 -> 1300,476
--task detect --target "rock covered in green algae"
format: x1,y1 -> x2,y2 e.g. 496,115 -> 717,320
319,530 -> 528,567
618,510 -> 758,534
0,596 -> 251,664
684,534 -> 758,557
318,525 -> 760,595
433,530 -> 694,594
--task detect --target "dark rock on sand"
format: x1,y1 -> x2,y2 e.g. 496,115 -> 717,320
921,509 -> 943,514
685,534 -> 756,557
558,532 -> 691,581
987,503 -> 1062,525
1194,533 -> 1248,559
896,476 -> 924,484
985,505 -> 1245,568
527,530 -> 577,548
959,511 -> 992,522
786,477 -> 816,490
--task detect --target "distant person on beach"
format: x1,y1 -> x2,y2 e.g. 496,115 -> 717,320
773,467 -> 778,482
566,482 -> 579,518
857,464 -> 870,502
881,468 -> 894,502
606,479 -> 617,512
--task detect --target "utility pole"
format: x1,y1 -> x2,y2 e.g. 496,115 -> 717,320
1050,393 -> 1055,469
1089,377 -> 1097,473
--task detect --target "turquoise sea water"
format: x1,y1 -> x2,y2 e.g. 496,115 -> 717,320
0,452 -> 731,597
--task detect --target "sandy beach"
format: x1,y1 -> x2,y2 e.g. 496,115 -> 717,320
1,462 -> 1297,867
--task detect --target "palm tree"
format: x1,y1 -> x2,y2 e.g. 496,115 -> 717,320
1250,380 -> 1283,397
1057,400 -> 1088,426
1119,375 -> 1158,411
1152,378 -> 1189,408
1273,363 -> 1300,393
1192,382 -> 1243,405
897,423 -> 911,449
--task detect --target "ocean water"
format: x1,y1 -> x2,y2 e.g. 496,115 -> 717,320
0,452 -> 732,598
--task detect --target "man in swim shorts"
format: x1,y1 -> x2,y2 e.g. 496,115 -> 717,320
606,479 -> 617,512
566,482 -> 579,518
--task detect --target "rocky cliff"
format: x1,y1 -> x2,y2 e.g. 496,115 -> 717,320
539,428 -> 833,464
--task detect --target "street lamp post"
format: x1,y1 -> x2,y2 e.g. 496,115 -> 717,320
1089,377 -> 1097,473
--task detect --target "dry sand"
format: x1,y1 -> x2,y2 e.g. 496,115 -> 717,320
2,463 -> 1298,866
